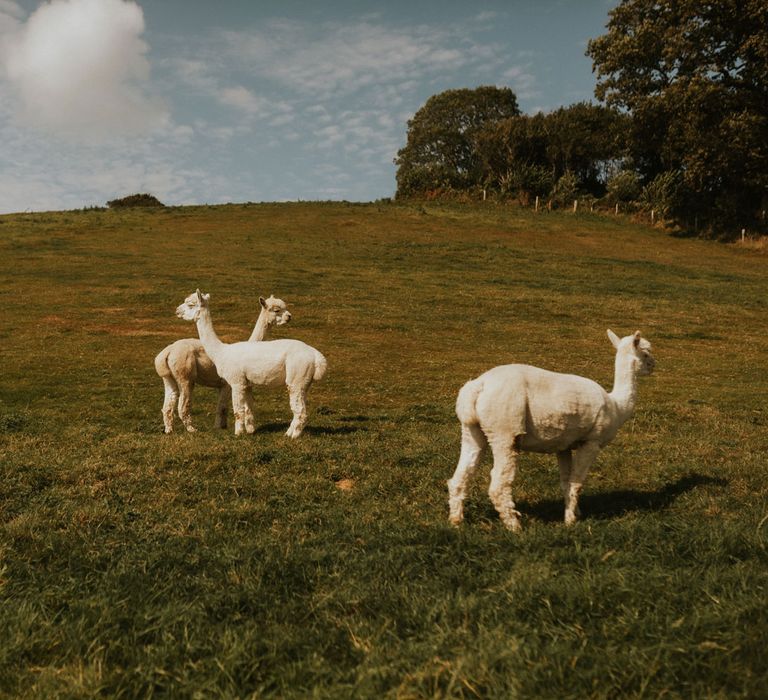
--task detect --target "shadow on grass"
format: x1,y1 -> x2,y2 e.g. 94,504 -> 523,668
255,421 -> 365,436
464,473 -> 728,525
669,228 -> 701,239
524,472 -> 729,523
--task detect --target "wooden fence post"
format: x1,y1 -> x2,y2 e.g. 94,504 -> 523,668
535,195 -> 539,212
573,199 -> 578,213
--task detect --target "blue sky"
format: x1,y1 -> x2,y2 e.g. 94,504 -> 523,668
0,0 -> 615,214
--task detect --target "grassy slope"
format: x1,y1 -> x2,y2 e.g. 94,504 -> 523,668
0,202 -> 766,698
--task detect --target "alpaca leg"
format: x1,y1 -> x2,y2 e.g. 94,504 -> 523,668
564,441 -> 600,526
177,379 -> 196,433
447,423 -> 487,525
243,387 -> 256,434
230,384 -> 248,436
488,438 -> 522,531
286,385 -> 308,438
557,450 -> 576,515
214,383 -> 231,429
161,377 -> 179,434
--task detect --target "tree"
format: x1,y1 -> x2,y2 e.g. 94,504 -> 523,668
476,103 -> 626,199
540,103 -> 627,192
587,0 -> 768,234
394,86 -> 520,197
476,112 -> 549,192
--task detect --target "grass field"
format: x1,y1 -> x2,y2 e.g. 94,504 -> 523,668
1,201 -> 766,698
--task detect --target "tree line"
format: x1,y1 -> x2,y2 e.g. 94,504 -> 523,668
394,0 -> 768,238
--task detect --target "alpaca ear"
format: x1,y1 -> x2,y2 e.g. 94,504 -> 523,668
259,296 -> 267,308
196,289 -> 202,302
607,329 -> 620,348
633,330 -> 642,347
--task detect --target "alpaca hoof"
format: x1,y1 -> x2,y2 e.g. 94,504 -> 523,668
501,512 -> 523,532
449,516 -> 463,527
185,426 -> 197,433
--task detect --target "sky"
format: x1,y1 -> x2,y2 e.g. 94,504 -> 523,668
0,0 -> 616,214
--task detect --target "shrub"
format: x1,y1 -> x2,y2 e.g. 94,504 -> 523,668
499,164 -> 554,205
606,170 -> 642,203
638,170 -> 682,219
550,171 -> 581,208
106,193 -> 165,208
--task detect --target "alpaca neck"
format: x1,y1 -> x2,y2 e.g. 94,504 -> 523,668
248,310 -> 271,342
195,307 -> 225,359
608,352 -> 639,422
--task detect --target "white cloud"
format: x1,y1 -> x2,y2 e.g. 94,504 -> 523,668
218,21 -> 483,99
502,65 -> 539,100
474,11 -> 497,23
218,85 -> 268,114
1,0 -> 167,140
0,0 -> 22,35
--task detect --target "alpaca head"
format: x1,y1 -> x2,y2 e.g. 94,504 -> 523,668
176,289 -> 209,322
607,329 -> 655,376
260,295 -> 292,327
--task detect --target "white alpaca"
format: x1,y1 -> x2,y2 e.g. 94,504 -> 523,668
448,330 -> 655,531
155,295 -> 291,433
176,290 -> 327,438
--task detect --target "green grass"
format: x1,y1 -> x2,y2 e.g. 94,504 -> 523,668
1,201 -> 767,698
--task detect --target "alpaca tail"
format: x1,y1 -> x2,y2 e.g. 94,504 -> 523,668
154,345 -> 172,378
456,378 -> 483,425
313,350 -> 328,382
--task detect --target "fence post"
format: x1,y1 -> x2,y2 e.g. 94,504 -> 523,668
573,199 -> 578,213
741,228 -> 746,242
535,195 -> 539,212
615,203 -> 619,216
651,209 -> 655,224
482,189 -> 486,202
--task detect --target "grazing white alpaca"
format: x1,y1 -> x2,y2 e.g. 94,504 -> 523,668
176,289 -> 327,438
448,330 -> 655,531
155,295 -> 291,433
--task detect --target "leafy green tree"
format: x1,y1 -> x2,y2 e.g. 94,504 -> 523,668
541,103 -> 627,192
394,86 -> 520,197
587,0 -> 768,234
476,112 -> 549,190
476,103 -> 625,198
